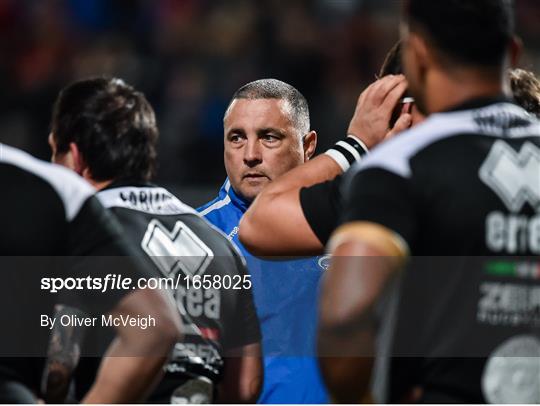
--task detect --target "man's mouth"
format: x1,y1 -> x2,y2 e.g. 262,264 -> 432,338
242,173 -> 268,180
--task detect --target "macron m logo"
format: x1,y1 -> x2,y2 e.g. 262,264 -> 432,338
142,219 -> 214,277
479,141 -> 540,212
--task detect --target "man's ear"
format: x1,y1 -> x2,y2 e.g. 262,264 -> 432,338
509,36 -> 523,68
69,142 -> 89,178
302,131 -> 317,161
408,32 -> 432,75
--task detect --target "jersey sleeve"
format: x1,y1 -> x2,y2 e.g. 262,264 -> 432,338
59,196 -> 157,316
339,166 -> 418,254
299,176 -> 343,246
222,251 -> 261,350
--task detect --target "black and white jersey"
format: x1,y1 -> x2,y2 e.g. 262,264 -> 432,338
339,98 -> 540,403
0,144 -> 152,394
94,182 -> 261,402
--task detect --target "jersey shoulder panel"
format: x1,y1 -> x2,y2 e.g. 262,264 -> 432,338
354,102 -> 540,180
98,185 -> 246,269
0,144 -> 94,221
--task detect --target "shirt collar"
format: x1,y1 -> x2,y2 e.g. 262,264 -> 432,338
219,179 -> 250,212
101,178 -> 156,191
443,94 -> 515,113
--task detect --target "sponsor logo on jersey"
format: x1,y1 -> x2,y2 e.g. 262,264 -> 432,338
227,226 -> 239,241
473,106 -> 533,135
485,211 -> 540,254
482,335 -> 540,403
477,282 -> 540,327
170,342 -> 222,368
142,219 -> 214,277
317,255 -> 331,271
484,261 -> 540,280
480,141 -> 540,254
480,141 -> 540,212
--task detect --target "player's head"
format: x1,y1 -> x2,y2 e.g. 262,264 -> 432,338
49,77 -> 158,187
401,0 -> 519,115
509,68 -> 540,118
223,79 -> 317,202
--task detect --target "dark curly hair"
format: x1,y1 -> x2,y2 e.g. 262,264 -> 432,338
51,77 -> 158,182
509,69 -> 540,118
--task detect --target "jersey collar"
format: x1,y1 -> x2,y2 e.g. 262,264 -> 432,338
101,178 -> 157,191
218,179 -> 250,213
443,94 -> 515,113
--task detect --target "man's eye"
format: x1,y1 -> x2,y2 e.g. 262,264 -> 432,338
230,135 -> 244,143
262,134 -> 279,142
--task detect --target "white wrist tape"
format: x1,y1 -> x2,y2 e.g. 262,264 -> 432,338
325,135 -> 369,172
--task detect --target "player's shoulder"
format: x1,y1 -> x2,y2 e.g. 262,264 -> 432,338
353,102 -> 540,179
99,183 -> 243,258
0,144 -> 94,220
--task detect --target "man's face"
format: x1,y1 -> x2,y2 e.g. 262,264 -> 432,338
224,98 -> 305,202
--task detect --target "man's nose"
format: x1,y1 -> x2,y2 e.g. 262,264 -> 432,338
243,138 -> 262,167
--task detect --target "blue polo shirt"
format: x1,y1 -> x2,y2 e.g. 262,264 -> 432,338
198,180 -> 329,404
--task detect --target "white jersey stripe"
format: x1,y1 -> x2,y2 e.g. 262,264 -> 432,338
352,103 -> 540,179
199,194 -> 231,216
0,144 -> 94,221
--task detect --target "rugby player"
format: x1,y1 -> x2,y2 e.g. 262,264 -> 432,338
319,0 -> 540,403
0,144 -> 182,403
198,79 -> 328,403
240,51 -> 540,257
47,77 -> 262,403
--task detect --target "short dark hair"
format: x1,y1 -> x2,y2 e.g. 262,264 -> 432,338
379,41 -> 403,78
404,0 -> 515,67
51,77 -> 158,182
510,68 -> 540,118
226,79 -> 310,136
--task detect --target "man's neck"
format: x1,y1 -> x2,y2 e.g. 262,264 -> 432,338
425,66 -> 508,114
88,178 -> 113,191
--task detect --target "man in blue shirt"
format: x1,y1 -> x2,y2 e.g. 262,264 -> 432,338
198,79 -> 329,403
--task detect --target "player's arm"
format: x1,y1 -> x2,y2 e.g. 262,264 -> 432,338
240,75 -> 410,257
42,305 -> 87,403
317,157 -> 416,402
218,343 -> 263,403
63,196 -> 183,403
241,154 -> 343,256
318,223 -> 407,403
216,252 -> 263,403
82,288 -> 182,404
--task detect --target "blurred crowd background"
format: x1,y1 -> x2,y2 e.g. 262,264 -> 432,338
1,0 -> 539,205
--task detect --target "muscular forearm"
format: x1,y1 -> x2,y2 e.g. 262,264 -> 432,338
217,344 -> 262,403
82,339 -> 167,403
240,155 -> 341,256
83,289 -> 181,403
259,154 -> 342,198
318,236 -> 401,402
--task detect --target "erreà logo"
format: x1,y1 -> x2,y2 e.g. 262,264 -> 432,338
479,141 -> 540,212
